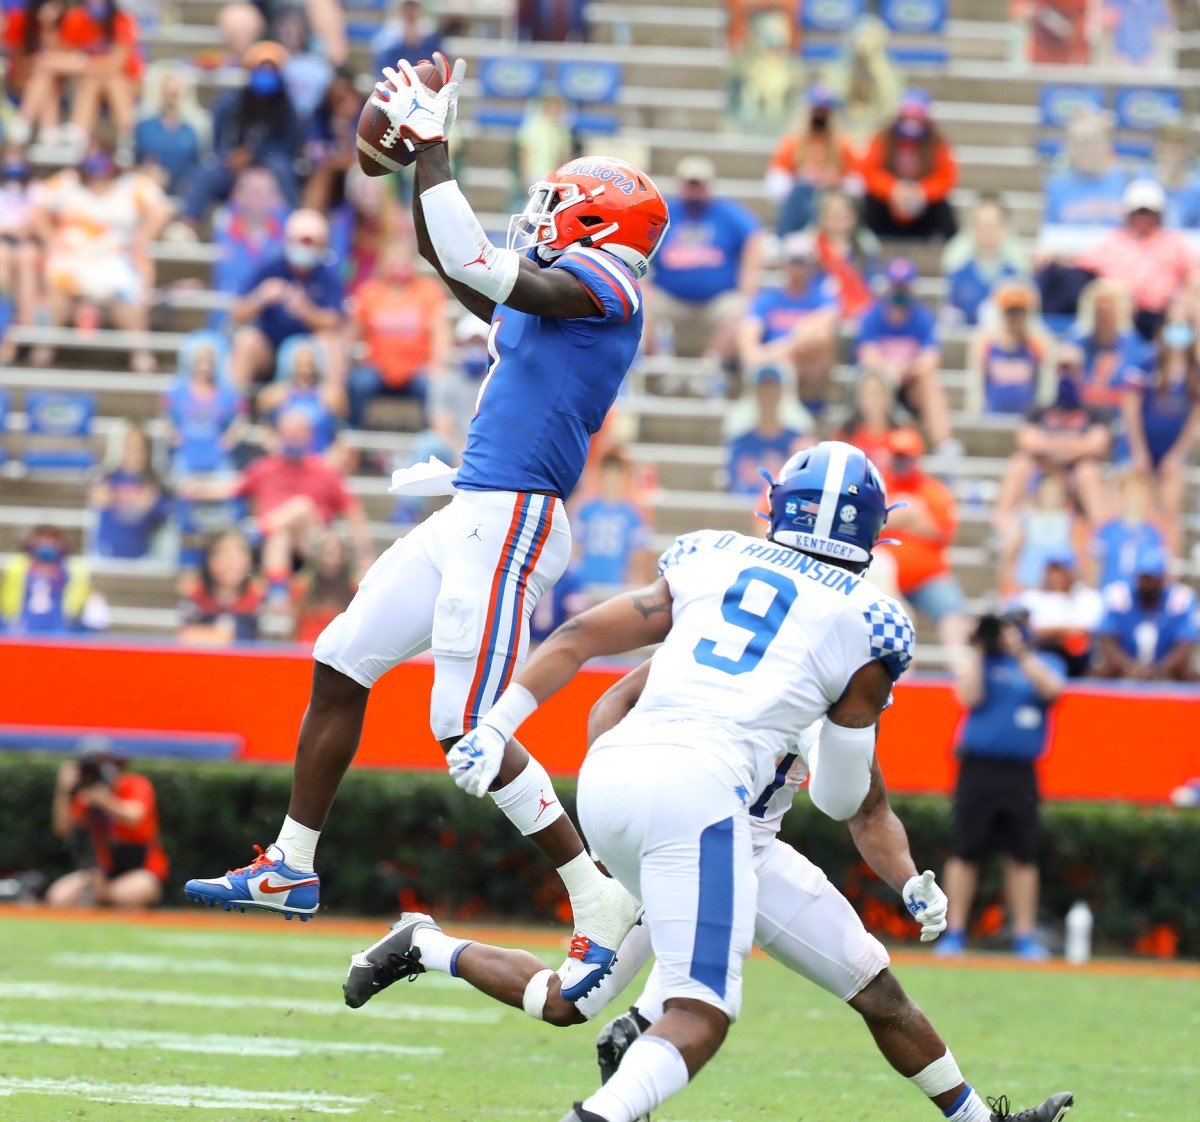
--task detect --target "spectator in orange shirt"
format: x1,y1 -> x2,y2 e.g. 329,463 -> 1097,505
1077,179 -> 1197,341
875,428 -> 968,649
291,530 -> 357,644
765,84 -> 859,234
181,410 -> 371,600
56,0 -> 142,142
860,90 -> 959,242
347,243 -> 450,428
47,741 -> 167,909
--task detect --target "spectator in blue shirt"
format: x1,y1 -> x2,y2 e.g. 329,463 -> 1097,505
1057,280 -> 1147,419
649,155 -> 763,360
573,454 -> 652,587
736,233 -> 839,410
210,166 -> 290,325
90,424 -> 170,560
937,613 -> 1066,960
968,280 -> 1054,416
257,335 -> 345,455
181,41 -> 302,226
372,0 -> 445,76
134,62 -> 206,195
1148,121 -> 1200,229
857,258 -> 955,451
1089,470 -> 1165,589
228,208 -> 345,392
725,364 -> 813,496
529,561 -> 589,645
276,5 -> 334,124
1043,109 -> 1128,227
1094,544 -> 1199,680
165,332 -> 245,476
941,195 -> 1028,326
1105,0 -> 1174,67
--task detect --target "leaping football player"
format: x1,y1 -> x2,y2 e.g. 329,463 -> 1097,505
185,54 -> 669,1002
343,443 -> 1073,1122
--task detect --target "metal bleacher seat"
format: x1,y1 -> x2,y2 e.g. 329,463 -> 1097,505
21,392 -> 96,472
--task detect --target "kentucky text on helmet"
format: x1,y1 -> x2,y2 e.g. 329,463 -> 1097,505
559,160 -> 636,194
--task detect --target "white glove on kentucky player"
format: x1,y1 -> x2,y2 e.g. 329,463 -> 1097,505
371,57 -> 466,148
903,869 -> 949,942
447,723 -> 507,797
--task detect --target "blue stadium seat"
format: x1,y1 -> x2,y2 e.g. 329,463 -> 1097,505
477,57 -> 546,130
1114,87 -> 1183,133
22,392 -> 95,471
800,0 -> 864,61
556,61 -> 622,135
881,0 -> 948,67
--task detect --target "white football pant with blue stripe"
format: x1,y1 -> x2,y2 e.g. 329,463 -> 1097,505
315,489 -> 570,739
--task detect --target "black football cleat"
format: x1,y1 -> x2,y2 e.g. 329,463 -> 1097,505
989,1091 -> 1075,1122
343,911 -> 437,1008
596,1009 -> 646,1084
559,1105 -> 612,1122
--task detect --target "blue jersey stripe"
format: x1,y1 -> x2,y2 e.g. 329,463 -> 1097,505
468,493 -> 531,728
690,815 -> 735,999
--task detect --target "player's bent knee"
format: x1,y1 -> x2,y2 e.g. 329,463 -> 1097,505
848,968 -> 910,1021
310,658 -> 373,707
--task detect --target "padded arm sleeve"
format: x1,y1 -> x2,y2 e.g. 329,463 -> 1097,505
420,180 -> 520,303
807,720 -> 875,821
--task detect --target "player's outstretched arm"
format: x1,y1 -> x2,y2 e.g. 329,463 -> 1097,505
413,142 -> 606,320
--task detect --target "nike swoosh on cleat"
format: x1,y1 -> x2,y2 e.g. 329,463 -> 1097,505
350,955 -> 373,968
260,878 -> 320,894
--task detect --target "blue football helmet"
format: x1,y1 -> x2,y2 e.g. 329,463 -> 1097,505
764,441 -> 890,573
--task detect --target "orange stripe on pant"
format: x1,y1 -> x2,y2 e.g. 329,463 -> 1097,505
461,495 -> 528,733
495,498 -> 556,699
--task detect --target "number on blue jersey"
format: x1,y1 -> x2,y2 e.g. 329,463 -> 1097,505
692,566 -> 798,676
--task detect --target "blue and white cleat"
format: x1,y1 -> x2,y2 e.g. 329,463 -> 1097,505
558,876 -> 643,1003
183,845 -> 320,920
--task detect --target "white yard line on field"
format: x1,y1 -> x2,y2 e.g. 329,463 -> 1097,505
52,951 -> 467,989
0,1076 -> 369,1113
0,982 -> 503,1024
0,1020 -> 441,1057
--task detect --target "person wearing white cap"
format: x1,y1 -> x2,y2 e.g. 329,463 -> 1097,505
1077,177 -> 1198,339
646,155 -> 764,360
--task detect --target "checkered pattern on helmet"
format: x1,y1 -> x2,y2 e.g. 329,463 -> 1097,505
863,600 -> 915,675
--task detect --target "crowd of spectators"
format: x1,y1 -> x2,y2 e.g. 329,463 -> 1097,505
0,0 -> 1196,682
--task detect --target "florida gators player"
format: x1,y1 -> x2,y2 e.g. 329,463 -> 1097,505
184,55 -> 668,1001
428,442 -> 951,1121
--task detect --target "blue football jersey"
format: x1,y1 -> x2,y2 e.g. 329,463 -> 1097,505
454,247 -> 643,499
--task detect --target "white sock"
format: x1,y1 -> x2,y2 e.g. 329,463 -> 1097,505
489,758 -> 565,836
942,1085 -> 992,1122
556,850 -> 608,910
581,1035 -> 689,1122
575,921 -> 654,1020
411,927 -> 473,976
272,816 -> 320,872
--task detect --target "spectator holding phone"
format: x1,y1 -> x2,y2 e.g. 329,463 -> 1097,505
46,741 -> 167,909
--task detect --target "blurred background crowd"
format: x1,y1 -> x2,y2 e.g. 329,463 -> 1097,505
0,0 -> 1198,684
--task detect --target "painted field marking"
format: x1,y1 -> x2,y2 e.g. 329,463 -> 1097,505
0,981 -> 502,1024
0,1076 -> 369,1114
0,1020 -> 441,1058
52,951 -> 467,990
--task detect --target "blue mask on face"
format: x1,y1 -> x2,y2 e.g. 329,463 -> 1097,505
81,153 -> 115,179
1163,322 -> 1195,351
2,161 -> 28,183
281,441 -> 309,461
31,543 -> 62,563
248,65 -> 283,97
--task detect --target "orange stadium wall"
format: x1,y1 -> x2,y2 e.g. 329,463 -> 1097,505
0,638 -> 1196,802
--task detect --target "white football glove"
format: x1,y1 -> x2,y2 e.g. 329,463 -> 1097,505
902,870 -> 949,942
371,57 -> 466,150
447,723 -> 507,798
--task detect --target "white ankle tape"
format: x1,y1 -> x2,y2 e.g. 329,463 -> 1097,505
489,757 -> 564,836
522,968 -> 553,1020
909,1050 -> 964,1097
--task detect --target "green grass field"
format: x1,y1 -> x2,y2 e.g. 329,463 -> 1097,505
0,910 -> 1196,1121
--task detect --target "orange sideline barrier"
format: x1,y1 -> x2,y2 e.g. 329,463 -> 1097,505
0,638 -> 1196,801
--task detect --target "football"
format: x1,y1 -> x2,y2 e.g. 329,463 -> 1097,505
356,56 -> 449,176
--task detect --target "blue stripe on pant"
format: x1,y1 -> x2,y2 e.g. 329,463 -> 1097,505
690,815 -> 735,999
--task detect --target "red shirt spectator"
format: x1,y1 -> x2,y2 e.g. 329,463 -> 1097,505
68,770 -> 169,881
58,3 -> 144,80
238,451 -> 355,524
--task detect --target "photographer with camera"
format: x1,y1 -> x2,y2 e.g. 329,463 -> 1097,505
46,741 -> 168,909
936,613 -> 1065,960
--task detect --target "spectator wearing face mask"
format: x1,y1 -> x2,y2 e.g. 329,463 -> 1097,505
164,332 -> 245,476
1076,179 -> 1197,341
0,526 -> 109,635
181,41 -> 302,228
942,196 -> 1029,327
179,410 -> 370,600
859,90 -> 959,242
765,84 -> 858,235
1093,544 -> 1199,681
227,208 -> 345,393
856,257 -> 956,452
347,242 -> 448,428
